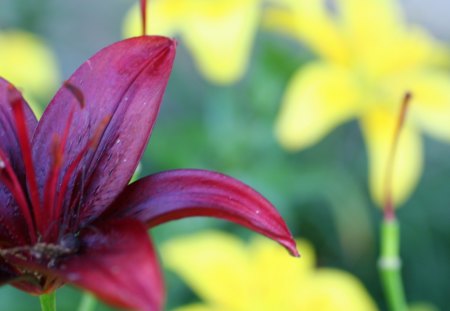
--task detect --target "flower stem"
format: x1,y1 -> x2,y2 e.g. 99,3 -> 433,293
379,93 -> 411,311
39,292 -> 56,311
379,218 -> 407,311
77,292 -> 97,311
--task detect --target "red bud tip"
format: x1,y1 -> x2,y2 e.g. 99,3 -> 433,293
140,0 -> 147,36
403,91 -> 412,105
383,92 -> 413,219
397,91 -> 412,131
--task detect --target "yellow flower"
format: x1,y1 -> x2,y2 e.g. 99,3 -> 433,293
123,0 -> 260,84
0,30 -> 60,116
266,0 -> 450,205
163,231 -> 378,311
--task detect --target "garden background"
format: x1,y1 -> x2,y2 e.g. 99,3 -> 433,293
0,0 -> 449,310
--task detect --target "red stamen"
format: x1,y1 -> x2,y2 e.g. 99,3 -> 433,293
54,115 -> 112,231
43,83 -> 83,238
44,108 -> 77,239
0,150 -> 37,243
140,0 -> 147,36
8,86 -> 43,235
384,92 -> 412,220
42,136 -> 64,239
48,108 -> 75,216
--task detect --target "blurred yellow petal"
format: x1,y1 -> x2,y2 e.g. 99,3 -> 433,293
181,0 -> 260,84
275,62 -> 361,150
0,30 -> 59,116
337,0 -> 403,53
162,231 -> 252,310
249,238 -> 314,310
381,28 -> 436,74
338,0 -> 402,28
386,72 -> 450,141
165,231 -> 378,311
262,8 -> 299,40
124,0 -> 260,84
123,0 -> 189,37
431,44 -> 450,69
264,1 -> 348,64
173,304 -> 220,311
294,269 -> 378,311
361,27 -> 439,79
360,108 -> 423,206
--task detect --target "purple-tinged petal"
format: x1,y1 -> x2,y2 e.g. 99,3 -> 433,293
0,79 -> 37,243
105,169 -> 299,256
54,219 -> 164,311
31,36 -> 176,225
0,78 -> 37,156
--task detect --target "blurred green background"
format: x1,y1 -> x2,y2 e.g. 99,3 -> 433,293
0,0 -> 449,310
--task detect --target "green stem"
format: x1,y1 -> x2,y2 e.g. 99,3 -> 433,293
77,292 -> 97,311
39,292 -> 56,311
379,218 -> 407,311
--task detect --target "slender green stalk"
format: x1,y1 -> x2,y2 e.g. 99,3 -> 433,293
378,93 -> 411,311
77,292 -> 97,311
39,292 -> 56,311
379,218 -> 407,311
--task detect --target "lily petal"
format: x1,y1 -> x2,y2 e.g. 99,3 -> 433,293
360,107 -> 423,206
124,0 -> 259,84
32,36 -> 175,224
174,305 -> 218,311
180,0 -> 260,84
0,79 -> 37,243
162,231 -> 252,310
0,78 -> 38,169
165,233 -> 376,311
275,62 -> 360,151
124,0 -> 189,38
55,219 -> 164,311
363,27 -> 438,79
294,268 -> 378,310
264,0 -> 348,65
337,0 -> 403,55
105,169 -> 298,256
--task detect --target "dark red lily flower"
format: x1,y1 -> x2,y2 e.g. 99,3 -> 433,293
0,36 -> 298,310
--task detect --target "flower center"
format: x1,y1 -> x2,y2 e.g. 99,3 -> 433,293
0,241 -> 78,262
0,83 -> 109,245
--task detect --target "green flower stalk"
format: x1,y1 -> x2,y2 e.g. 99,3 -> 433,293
39,292 -> 56,311
378,93 -> 411,311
